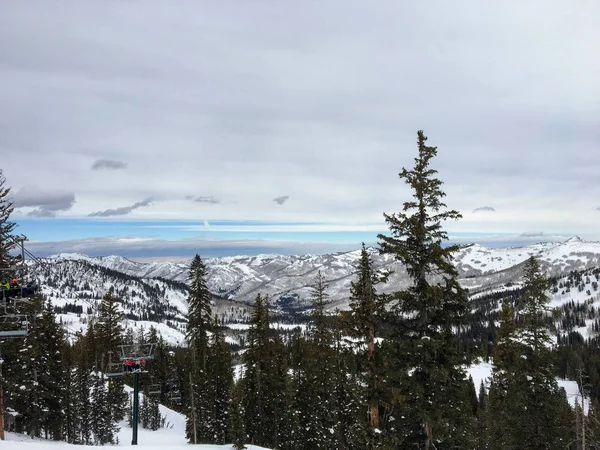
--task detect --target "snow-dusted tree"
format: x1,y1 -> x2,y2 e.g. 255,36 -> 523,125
4,297 -> 67,440
293,272 -> 338,448
148,395 -> 162,431
91,372 -> 116,444
376,130 -> 474,448
96,287 -> 126,423
140,392 -> 151,429
229,380 -> 246,450
488,257 -> 574,449
343,243 -> 386,434
38,298 -> 66,439
74,364 -> 93,444
209,317 -> 233,444
185,254 -> 214,443
242,293 -> 287,448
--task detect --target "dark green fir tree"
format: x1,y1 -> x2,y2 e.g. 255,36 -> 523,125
377,130 -> 474,448
185,254 -> 214,444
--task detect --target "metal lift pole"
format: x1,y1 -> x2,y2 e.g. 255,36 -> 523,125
0,356 -> 4,441
132,371 -> 140,445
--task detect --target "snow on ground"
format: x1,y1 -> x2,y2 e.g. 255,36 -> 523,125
558,378 -> 588,413
466,359 -> 493,391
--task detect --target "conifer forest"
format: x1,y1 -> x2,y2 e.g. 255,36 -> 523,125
2,131 -> 599,449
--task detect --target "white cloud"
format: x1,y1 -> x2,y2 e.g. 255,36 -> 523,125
0,0 -> 598,234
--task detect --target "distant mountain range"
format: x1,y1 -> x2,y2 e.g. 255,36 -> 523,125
19,236 -> 600,345
47,236 -> 600,306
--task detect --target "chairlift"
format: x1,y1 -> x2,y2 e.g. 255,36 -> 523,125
148,383 -> 161,396
105,362 -> 125,377
0,314 -> 29,339
164,379 -> 181,402
168,390 -> 182,403
0,236 -> 43,340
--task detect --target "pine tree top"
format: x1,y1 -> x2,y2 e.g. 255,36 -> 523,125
377,130 -> 462,283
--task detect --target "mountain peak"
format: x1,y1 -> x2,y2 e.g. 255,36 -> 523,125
564,236 -> 583,243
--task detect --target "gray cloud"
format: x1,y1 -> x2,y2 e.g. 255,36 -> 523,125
273,195 -> 289,206
519,231 -> 545,238
91,158 -> 127,171
12,186 -> 76,217
88,197 -> 153,217
473,206 -> 496,213
0,1 -> 598,235
186,195 -> 220,204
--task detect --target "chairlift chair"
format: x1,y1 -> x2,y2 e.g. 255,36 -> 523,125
168,390 -> 182,403
148,383 -> 161,396
0,314 -> 29,338
105,362 -> 126,377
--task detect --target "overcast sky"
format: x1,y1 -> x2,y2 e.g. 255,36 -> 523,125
1,0 -> 599,258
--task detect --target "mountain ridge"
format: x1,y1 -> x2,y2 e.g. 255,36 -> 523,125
41,236 -> 600,308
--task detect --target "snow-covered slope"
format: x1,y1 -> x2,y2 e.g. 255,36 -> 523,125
44,236 -> 600,310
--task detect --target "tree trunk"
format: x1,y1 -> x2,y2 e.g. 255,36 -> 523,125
425,421 -> 433,450
367,324 -> 379,429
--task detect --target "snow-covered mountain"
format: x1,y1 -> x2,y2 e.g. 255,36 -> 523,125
17,236 -> 600,345
47,236 -> 600,310
27,258 -> 252,346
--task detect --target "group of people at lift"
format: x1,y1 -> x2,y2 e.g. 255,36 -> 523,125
0,277 -> 37,298
0,278 -> 20,290
123,358 -> 147,373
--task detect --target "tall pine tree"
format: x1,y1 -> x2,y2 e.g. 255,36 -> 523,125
344,243 -> 386,434
96,287 -> 126,424
377,130 -> 473,448
185,254 -> 214,444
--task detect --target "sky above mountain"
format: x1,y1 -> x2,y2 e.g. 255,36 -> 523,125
1,0 -> 599,258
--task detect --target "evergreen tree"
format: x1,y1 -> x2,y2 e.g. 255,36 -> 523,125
4,297 -> 51,438
209,317 -> 233,444
310,270 -> 332,347
38,298 -> 66,440
477,381 -> 488,450
343,243 -> 386,434
185,254 -> 214,444
62,366 -> 79,444
242,293 -> 287,448
489,257 -> 574,449
376,130 -> 474,448
330,325 -> 369,450
90,372 -> 116,444
229,380 -> 246,450
148,395 -> 162,431
140,392 -> 150,429
96,287 -> 126,423
74,363 -> 92,444
293,272 -> 338,448
0,168 -> 17,268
